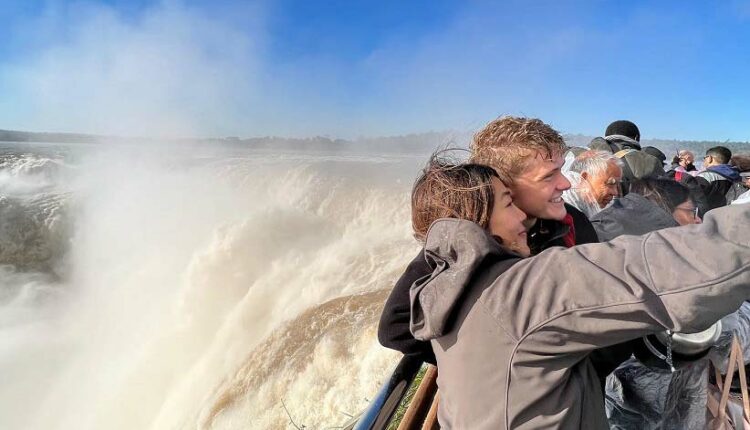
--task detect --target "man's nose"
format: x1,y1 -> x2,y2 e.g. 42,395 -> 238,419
558,174 -> 571,191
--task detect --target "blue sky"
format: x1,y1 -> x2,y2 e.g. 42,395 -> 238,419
1,0 -> 750,140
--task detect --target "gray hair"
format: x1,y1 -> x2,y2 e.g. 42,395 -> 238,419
569,150 -> 623,177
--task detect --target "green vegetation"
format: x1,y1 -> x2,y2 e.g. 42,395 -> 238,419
385,364 -> 429,430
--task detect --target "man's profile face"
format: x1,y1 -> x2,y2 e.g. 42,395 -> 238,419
507,151 -> 570,222
582,162 -> 622,208
703,154 -> 722,168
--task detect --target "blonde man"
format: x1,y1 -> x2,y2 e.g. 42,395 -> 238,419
471,117 -> 632,396
470,116 -> 599,252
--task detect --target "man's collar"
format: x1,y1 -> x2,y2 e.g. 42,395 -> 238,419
527,217 -> 570,255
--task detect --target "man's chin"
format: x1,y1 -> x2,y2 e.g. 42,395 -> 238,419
522,201 -> 567,222
543,203 -> 568,221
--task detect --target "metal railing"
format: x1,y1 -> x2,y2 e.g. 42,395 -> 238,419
348,355 -> 425,430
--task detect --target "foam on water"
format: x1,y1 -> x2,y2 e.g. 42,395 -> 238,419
201,290 -> 399,429
0,143 -> 421,430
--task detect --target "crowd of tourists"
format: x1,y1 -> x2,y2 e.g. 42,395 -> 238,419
376,117 -> 750,429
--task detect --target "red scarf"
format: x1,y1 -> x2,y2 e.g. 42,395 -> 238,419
561,213 -> 576,248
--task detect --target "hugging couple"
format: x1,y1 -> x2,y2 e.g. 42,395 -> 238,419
377,116 -> 750,429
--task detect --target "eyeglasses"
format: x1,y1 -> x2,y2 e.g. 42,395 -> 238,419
675,206 -> 699,218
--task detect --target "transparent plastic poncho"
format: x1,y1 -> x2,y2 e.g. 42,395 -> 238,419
605,302 -> 750,429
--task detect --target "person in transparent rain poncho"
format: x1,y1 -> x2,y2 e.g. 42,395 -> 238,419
562,149 -> 623,219
605,188 -> 750,430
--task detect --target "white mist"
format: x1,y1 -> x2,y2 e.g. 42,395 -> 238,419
0,144 -> 420,429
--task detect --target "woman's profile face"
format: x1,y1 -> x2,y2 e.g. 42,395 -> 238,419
489,177 -> 531,257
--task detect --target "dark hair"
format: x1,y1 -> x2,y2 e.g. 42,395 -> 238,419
629,178 -> 692,214
411,153 -> 500,242
706,146 -> 732,164
730,154 -> 750,172
605,120 -> 641,141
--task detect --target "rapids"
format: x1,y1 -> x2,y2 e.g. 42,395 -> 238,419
0,141 -> 425,429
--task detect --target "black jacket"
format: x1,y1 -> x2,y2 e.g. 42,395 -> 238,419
698,165 -> 747,210
377,251 -> 436,364
528,203 -> 599,254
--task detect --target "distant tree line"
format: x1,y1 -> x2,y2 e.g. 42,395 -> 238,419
0,129 -> 101,143
1,127 -> 747,157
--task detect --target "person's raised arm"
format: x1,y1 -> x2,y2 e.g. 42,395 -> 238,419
474,204 -> 750,354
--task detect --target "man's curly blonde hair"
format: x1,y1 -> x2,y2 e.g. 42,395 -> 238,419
470,116 -> 567,184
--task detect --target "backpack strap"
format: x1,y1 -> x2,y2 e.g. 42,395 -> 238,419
614,148 -> 636,159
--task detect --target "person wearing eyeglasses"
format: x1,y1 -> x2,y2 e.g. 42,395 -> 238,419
697,146 -> 745,209
590,178 -> 701,242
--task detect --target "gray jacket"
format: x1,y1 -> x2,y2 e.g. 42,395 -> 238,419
590,193 -> 678,242
410,204 -> 750,429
